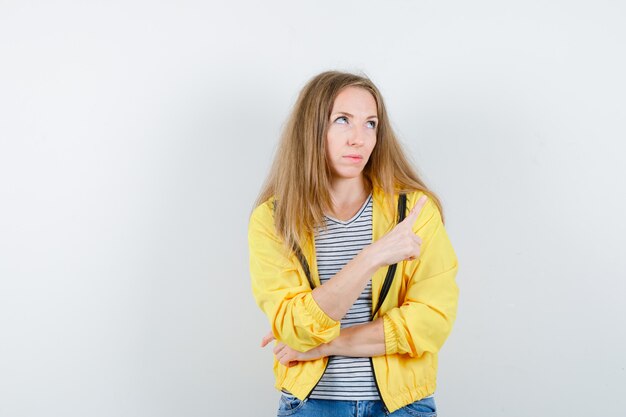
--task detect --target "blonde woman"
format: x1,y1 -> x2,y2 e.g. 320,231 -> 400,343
248,71 -> 459,417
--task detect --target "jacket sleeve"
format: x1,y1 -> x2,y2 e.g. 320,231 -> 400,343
248,201 -> 341,352
382,195 -> 459,357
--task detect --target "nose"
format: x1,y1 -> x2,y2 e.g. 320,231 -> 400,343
347,126 -> 366,147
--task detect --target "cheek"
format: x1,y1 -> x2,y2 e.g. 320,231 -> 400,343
366,137 -> 377,155
325,132 -> 342,156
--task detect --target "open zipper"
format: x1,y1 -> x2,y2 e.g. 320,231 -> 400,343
369,193 -> 406,414
370,357 -> 389,414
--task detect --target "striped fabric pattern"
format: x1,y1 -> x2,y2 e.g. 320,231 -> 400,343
308,194 -> 381,400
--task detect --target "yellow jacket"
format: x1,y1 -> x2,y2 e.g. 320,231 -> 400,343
248,186 -> 459,413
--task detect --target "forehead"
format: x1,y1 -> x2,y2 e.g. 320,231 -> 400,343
331,86 -> 377,114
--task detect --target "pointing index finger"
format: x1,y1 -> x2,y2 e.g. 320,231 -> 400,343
402,195 -> 428,227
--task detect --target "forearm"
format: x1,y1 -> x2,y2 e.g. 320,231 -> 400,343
311,246 -> 380,321
322,318 -> 386,357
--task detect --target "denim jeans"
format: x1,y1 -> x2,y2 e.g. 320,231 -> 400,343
276,393 -> 437,417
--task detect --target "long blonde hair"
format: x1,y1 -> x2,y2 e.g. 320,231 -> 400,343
254,70 -> 444,249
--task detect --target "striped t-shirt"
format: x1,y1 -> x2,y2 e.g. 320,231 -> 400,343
308,193 -> 380,400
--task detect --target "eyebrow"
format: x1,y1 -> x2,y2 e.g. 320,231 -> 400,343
331,111 -> 378,119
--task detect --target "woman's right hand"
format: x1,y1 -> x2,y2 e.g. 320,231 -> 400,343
366,195 -> 428,267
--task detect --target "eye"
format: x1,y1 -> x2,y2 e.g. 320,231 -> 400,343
366,120 -> 377,129
335,116 -> 349,124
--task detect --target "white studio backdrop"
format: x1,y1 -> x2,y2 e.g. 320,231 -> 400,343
1,1 -> 625,416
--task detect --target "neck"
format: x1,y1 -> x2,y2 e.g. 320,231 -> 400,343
328,175 -> 369,209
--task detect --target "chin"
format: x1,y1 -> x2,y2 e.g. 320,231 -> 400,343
333,169 -> 365,180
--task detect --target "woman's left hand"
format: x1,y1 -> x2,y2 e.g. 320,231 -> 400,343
260,331 -> 326,366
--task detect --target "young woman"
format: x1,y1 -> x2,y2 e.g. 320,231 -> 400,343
248,71 -> 459,416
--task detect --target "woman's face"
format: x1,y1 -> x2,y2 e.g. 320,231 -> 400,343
325,86 -> 378,182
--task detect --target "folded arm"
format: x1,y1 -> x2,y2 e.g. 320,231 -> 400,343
267,319 -> 385,366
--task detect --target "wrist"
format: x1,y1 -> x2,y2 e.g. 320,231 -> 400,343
322,338 -> 338,357
361,244 -> 383,271
320,341 -> 331,357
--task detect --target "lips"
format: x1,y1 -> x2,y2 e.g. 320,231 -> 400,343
343,154 -> 363,161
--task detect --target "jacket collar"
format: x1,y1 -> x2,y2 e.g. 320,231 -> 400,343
372,184 -> 395,226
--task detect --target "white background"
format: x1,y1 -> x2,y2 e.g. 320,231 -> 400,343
1,1 -> 625,416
